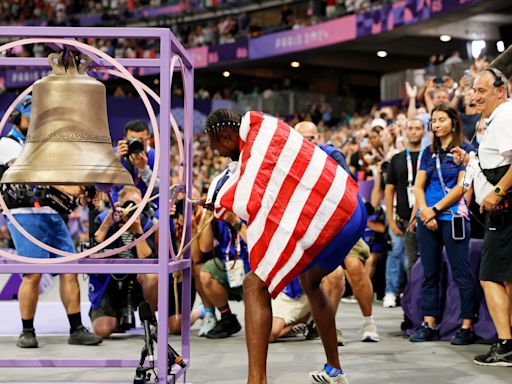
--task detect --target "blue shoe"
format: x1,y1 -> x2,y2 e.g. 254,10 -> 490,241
409,322 -> 440,342
451,327 -> 475,345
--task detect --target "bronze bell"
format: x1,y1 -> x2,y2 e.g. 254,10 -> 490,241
1,52 -> 133,186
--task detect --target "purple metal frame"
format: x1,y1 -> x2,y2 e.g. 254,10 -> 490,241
0,27 -> 194,384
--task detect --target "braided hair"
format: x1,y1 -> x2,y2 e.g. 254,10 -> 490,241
204,109 -> 242,137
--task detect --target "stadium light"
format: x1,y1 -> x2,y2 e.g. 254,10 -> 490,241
497,40 -> 505,53
471,40 -> 486,59
222,71 -> 231,78
290,61 -> 300,68
377,50 -> 388,58
440,35 -> 452,42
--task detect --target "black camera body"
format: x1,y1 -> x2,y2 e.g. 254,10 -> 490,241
118,278 -> 136,332
126,138 -> 144,156
121,199 -> 156,223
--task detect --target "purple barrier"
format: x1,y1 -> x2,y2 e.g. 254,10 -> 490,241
208,40 -> 248,64
0,273 -> 21,300
358,180 -> 374,203
402,238 -> 496,341
249,16 -> 357,60
188,46 -> 208,68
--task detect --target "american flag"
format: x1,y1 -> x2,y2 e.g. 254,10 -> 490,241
214,111 -> 359,297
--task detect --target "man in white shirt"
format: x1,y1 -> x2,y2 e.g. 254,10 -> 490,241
452,46 -> 512,366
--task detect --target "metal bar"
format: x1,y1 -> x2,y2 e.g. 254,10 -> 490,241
0,26 -> 193,383
167,362 -> 189,383
180,49 -> 194,365
0,26 -> 165,38
0,57 -> 162,68
0,259 -> 191,274
156,27 -> 172,384
0,359 -> 141,367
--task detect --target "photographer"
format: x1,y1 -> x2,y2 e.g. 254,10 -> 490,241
114,120 -> 159,202
90,186 -> 200,337
89,186 -> 158,338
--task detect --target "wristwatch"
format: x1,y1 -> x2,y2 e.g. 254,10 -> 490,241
432,206 -> 441,215
494,186 -> 507,196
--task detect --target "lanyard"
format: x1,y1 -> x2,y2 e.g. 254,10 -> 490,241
224,227 -> 240,262
435,154 -> 456,216
8,128 -> 25,143
406,148 -> 423,186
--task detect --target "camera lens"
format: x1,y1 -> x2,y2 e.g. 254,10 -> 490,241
126,139 -> 144,155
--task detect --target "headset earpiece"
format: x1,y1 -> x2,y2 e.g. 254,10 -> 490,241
486,68 -> 505,88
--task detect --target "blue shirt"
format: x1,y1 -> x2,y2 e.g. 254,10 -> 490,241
418,142 -> 474,221
283,277 -> 303,299
214,220 -> 250,273
319,143 -> 356,181
112,147 -> 156,203
280,144 -> 354,300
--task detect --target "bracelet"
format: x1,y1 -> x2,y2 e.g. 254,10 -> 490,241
432,206 -> 440,215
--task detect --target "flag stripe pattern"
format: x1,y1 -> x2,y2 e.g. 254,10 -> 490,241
215,111 -> 359,297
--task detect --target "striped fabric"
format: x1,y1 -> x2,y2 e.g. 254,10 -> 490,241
214,111 -> 359,297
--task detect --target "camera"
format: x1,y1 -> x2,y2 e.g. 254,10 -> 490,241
171,199 -> 184,218
121,199 -> 156,222
118,279 -> 136,332
126,138 -> 144,156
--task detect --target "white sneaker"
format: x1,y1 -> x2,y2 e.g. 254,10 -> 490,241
198,312 -> 217,337
383,293 -> 397,308
361,321 -> 380,342
288,323 -> 307,337
310,365 -> 349,384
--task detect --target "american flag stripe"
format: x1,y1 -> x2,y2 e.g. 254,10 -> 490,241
216,112 -> 264,220
269,171 -> 358,295
232,114 -> 274,219
261,153 -> 338,287
248,132 -> 311,271
214,111 -> 359,297
254,145 -> 325,281
245,118 -> 292,222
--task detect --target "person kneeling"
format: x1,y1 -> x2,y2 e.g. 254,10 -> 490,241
199,211 -> 249,339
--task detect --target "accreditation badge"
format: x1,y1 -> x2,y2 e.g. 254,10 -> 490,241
226,259 -> 245,288
407,185 -> 416,208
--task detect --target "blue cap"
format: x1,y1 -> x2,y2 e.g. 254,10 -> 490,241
15,95 -> 32,119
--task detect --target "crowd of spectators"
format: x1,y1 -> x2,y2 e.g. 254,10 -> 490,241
1,1 -> 398,52
1,46 -> 512,363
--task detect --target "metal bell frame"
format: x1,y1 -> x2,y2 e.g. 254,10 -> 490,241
0,27 -> 194,384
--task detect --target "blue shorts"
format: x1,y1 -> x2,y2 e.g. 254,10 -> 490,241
6,213 -> 75,258
308,195 -> 367,272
